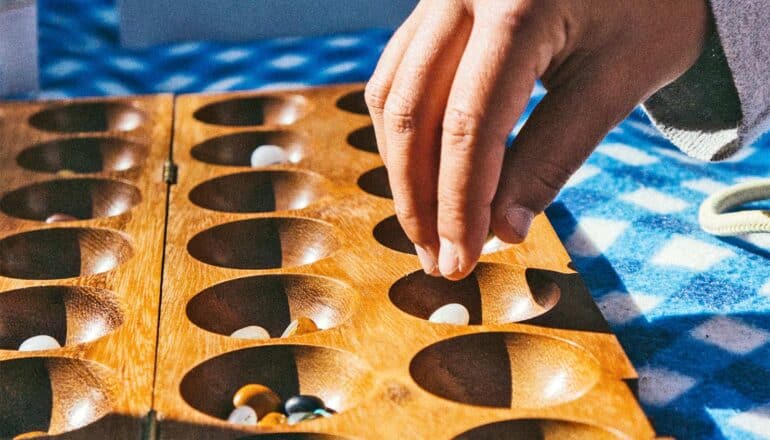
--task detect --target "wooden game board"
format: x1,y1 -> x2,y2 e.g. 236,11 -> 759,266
0,95 -> 172,439
0,84 -> 658,439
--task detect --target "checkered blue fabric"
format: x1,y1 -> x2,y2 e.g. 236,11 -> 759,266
7,0 -> 770,438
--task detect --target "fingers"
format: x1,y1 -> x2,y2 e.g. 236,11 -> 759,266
491,73 -> 641,243
364,3 -> 424,166
381,2 -> 471,275
436,7 -> 549,280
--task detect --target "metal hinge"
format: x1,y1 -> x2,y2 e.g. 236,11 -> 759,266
142,410 -> 158,440
163,160 -> 178,185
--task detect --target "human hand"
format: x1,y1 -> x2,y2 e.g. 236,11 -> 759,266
365,0 -> 708,280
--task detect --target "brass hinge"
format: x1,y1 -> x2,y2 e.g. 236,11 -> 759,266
163,160 -> 178,185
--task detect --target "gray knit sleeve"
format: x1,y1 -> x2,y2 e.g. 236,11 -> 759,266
643,1 -> 770,161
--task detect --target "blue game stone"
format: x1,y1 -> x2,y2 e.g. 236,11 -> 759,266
313,408 -> 335,418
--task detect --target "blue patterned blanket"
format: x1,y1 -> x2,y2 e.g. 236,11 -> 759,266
7,1 -> 770,438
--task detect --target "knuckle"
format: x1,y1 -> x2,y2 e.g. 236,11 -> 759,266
442,107 -> 481,146
438,188 -> 489,228
530,159 -> 575,201
499,2 -> 540,33
364,80 -> 388,112
384,110 -> 417,135
383,94 -> 418,135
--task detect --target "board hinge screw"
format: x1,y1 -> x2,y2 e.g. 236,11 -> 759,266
163,160 -> 178,184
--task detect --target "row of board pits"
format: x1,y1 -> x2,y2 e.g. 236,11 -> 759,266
0,93 -> 616,438
2,332 -> 608,437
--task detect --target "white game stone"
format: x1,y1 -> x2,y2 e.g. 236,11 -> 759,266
230,325 -> 271,340
250,145 -> 289,167
281,319 -> 300,338
481,236 -> 506,253
227,405 -> 258,425
18,335 -> 61,351
428,303 -> 470,326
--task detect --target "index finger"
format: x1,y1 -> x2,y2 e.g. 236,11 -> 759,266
436,8 -> 551,279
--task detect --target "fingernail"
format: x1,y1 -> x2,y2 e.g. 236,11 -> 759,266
415,244 -> 439,276
438,237 -> 460,277
505,205 -> 534,240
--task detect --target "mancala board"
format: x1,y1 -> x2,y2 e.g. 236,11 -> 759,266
0,95 -> 172,439
152,84 -> 658,440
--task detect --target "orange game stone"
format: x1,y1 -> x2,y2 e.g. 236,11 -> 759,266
280,316 -> 318,338
257,411 -> 287,427
232,384 -> 282,418
14,432 -> 48,439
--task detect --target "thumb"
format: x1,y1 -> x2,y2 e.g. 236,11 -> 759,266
491,74 -> 640,243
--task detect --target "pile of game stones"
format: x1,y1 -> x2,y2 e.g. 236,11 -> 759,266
230,316 -> 319,340
228,384 -> 335,427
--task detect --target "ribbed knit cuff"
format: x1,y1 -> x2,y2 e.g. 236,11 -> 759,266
643,1 -> 769,161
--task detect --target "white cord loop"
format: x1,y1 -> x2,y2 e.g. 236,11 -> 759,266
698,178 -> 770,236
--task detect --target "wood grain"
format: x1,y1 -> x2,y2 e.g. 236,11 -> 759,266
154,84 -> 658,439
0,86 -> 661,439
0,95 -> 172,439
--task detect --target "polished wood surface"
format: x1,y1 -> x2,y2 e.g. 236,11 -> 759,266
0,95 -> 172,439
0,85 -> 659,439
154,84 -> 657,439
